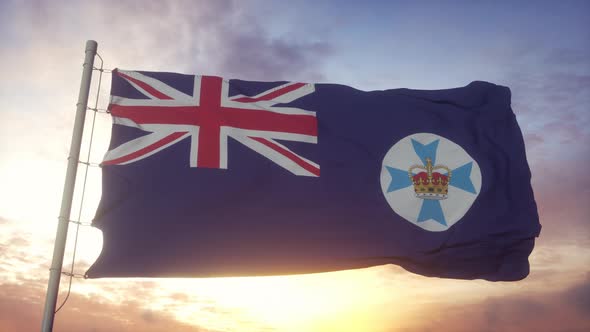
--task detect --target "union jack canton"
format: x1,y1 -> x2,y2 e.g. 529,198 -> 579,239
104,69 -> 320,177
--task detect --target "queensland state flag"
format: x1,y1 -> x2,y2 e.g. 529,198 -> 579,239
86,69 -> 541,281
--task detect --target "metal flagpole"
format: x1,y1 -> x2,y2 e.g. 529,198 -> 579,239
41,40 -> 98,332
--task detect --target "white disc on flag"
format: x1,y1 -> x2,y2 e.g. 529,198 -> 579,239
380,133 -> 482,232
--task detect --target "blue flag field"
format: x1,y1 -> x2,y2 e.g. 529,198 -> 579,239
86,69 -> 541,281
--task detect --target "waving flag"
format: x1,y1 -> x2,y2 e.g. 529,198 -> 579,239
87,69 -> 541,281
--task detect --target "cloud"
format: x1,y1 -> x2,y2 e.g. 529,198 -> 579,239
401,277 -> 590,332
213,31 -> 332,81
1,0 -> 332,82
564,276 -> 590,315
543,48 -> 590,67
526,160 -> 590,242
6,235 -> 30,247
482,298 -> 548,329
504,49 -> 590,149
0,281 -> 213,332
98,0 -> 334,81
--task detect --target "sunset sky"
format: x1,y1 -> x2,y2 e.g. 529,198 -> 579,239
1,0 -> 589,331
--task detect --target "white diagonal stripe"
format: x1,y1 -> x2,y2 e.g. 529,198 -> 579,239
103,131 -> 190,165
231,134 -> 318,177
112,117 -> 198,134
225,127 -> 317,143
228,82 -> 314,103
111,95 -> 197,107
118,70 -> 195,101
222,81 -> 316,116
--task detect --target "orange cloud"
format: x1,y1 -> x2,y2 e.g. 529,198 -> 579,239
0,281 -> 213,332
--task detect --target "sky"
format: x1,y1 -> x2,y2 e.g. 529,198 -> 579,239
0,0 -> 589,331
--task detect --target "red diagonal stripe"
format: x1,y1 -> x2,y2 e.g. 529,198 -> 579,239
102,132 -> 187,165
232,83 -> 306,103
118,72 -> 173,100
250,137 -> 320,177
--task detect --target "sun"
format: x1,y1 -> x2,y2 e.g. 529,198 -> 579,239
149,268 -> 408,332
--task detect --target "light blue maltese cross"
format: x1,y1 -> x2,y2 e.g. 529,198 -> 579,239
385,139 -> 477,226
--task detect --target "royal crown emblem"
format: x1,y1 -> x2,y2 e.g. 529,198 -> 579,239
408,157 -> 451,200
